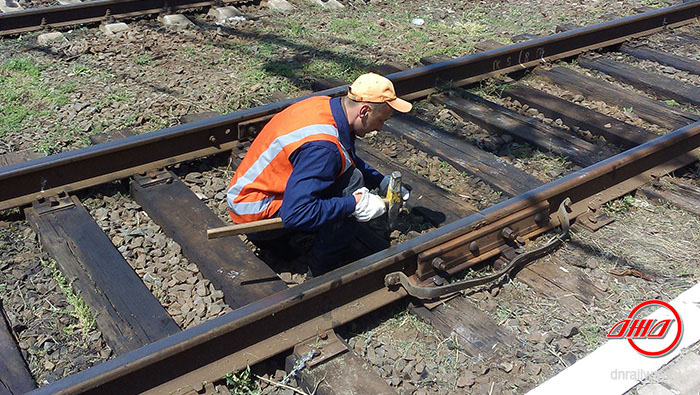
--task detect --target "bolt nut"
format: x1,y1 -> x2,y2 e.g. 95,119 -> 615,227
469,241 -> 480,256
432,257 -> 446,271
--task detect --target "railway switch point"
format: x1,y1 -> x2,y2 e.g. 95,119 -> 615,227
161,14 -> 195,31
37,32 -> 67,46
265,0 -> 295,11
100,22 -> 129,37
208,6 -> 243,23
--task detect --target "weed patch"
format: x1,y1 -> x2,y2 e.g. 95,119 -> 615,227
224,366 -> 259,395
41,259 -> 96,337
0,56 -> 72,138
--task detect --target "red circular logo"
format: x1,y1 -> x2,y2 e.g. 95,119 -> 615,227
627,300 -> 683,357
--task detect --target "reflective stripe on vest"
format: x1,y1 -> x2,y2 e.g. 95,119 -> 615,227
227,124 -> 353,221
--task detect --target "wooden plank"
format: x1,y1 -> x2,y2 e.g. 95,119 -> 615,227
555,23 -> 581,33
638,179 -> 700,216
504,84 -> 656,148
356,140 -> 476,227
411,296 -> 519,357
432,93 -> 614,167
88,128 -> 135,145
514,266 -> 586,312
0,150 -> 43,167
578,56 -> 700,107
420,54 -> 452,66
384,114 -> 542,196
620,45 -> 700,76
288,333 -> 395,395
514,258 -> 607,313
130,172 -> 287,309
536,67 -> 699,130
370,62 -> 409,76
669,32 -> 700,46
474,39 -> 506,52
0,300 -> 35,395
179,112 -> 220,124
25,197 -> 179,355
311,78 -> 347,92
511,33 -> 540,42
523,259 -> 607,303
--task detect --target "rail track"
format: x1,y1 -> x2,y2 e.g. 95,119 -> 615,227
0,0 -> 255,36
1,2 -> 700,394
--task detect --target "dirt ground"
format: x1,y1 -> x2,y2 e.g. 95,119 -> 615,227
1,0 -> 699,392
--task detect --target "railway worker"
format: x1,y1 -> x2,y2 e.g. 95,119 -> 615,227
226,73 -> 412,276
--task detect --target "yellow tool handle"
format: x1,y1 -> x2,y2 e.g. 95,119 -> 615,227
207,217 -> 284,239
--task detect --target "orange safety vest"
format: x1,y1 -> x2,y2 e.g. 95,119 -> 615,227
227,96 -> 354,224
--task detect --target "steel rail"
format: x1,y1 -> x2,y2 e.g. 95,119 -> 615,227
0,0 -> 238,36
1,2 -> 699,211
32,120 -> 700,394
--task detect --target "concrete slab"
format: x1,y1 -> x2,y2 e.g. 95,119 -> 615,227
207,6 -> 244,23
636,383 -> 675,395
161,14 -> 195,31
0,0 -> 23,13
308,0 -> 343,8
37,32 -> 68,46
659,352 -> 700,393
56,0 -> 81,4
100,22 -> 129,37
266,0 -> 295,11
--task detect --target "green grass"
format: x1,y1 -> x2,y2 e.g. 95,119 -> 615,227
285,20 -> 307,37
72,64 -> 93,76
579,323 -> 602,348
0,56 -> 73,138
471,78 -> 512,98
134,54 -> 154,65
42,259 -> 96,337
98,90 -> 133,110
605,194 -> 637,214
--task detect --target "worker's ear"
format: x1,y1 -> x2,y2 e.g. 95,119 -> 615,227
358,104 -> 372,118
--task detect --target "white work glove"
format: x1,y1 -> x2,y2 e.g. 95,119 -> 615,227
378,175 -> 411,201
352,187 -> 386,222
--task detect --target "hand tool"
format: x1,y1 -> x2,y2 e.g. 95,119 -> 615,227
384,171 -> 403,230
207,217 -> 284,239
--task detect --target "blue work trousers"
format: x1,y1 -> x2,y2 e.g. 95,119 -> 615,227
248,168 -> 364,276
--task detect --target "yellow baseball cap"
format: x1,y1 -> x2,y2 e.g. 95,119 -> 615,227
347,73 -> 412,113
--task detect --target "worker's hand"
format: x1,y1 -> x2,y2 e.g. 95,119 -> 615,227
379,175 -> 411,201
352,187 -> 386,222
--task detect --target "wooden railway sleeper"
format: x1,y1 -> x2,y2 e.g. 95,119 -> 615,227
385,198 -> 572,299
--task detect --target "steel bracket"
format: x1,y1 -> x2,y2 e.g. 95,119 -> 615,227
32,191 -> 75,215
415,200 -> 551,280
386,198 -> 572,299
293,329 -> 349,369
578,202 -> 614,231
132,169 -> 174,188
